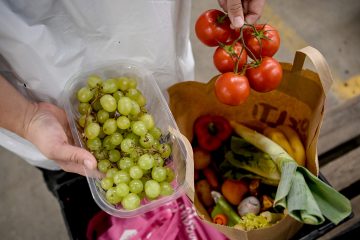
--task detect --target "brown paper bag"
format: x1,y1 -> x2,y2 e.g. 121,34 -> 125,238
167,46 -> 333,240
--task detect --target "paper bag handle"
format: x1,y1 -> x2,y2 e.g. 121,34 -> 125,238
291,46 -> 333,94
168,127 -> 195,202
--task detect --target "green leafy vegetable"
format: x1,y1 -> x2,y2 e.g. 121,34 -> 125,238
219,136 -> 280,186
230,121 -> 352,225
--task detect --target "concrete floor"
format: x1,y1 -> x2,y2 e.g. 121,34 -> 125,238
1,0 -> 360,239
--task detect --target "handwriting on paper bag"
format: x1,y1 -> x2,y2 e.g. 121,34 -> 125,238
252,102 -> 309,136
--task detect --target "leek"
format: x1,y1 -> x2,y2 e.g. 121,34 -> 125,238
230,121 -> 352,225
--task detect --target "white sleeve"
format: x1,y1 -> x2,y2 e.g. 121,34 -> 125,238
0,129 -> 60,170
0,0 -> 194,169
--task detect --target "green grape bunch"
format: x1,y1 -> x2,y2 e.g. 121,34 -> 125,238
75,74 -> 175,210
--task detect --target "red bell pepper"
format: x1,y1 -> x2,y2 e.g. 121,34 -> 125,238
194,115 -> 232,151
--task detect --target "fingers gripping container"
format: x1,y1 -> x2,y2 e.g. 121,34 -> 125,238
62,61 -> 193,218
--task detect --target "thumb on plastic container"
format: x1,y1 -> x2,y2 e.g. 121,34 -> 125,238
52,144 -> 97,170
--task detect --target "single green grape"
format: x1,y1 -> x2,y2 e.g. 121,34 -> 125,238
135,94 -> 146,107
120,138 -> 136,153
106,187 -> 122,204
124,132 -> 140,143
116,77 -> 130,91
149,127 -> 162,140
158,143 -> 172,159
101,177 -> 114,190
77,86 -> 94,103
131,121 -> 147,137
85,122 -> 101,139
129,149 -> 141,160
87,137 -> 102,151
87,75 -> 103,88
130,100 -> 141,116
108,149 -> 121,162
127,78 -> 138,89
94,150 -> 108,160
115,183 -> 130,198
103,118 -> 117,135
112,90 -> 124,102
129,179 -> 143,194
102,78 -> 118,93
117,97 -> 133,115
96,110 -> 109,124
151,166 -> 167,182
100,94 -> 117,112
125,88 -> 140,100
139,133 -> 155,149
98,159 -> 111,173
129,166 -> 143,179
78,115 -> 87,128
144,180 -> 161,199
106,168 -> 119,179
79,115 -> 95,128
160,182 -> 174,196
113,170 -> 131,184
138,154 -> 154,170
116,116 -> 131,130
152,140 -> 160,149
117,157 -> 134,170
121,193 -> 140,210
153,153 -> 164,167
110,132 -> 123,146
140,114 -> 155,130
78,102 -> 92,115
103,136 -> 116,150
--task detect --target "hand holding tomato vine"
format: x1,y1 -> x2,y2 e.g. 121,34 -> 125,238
195,5 -> 282,106
218,0 -> 267,28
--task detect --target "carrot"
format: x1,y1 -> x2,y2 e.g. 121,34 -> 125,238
213,213 -> 228,225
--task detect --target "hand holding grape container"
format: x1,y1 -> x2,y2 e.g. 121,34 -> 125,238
62,61 -> 192,217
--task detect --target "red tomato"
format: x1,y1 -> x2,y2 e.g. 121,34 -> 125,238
243,24 -> 280,59
246,57 -> 283,92
195,9 -> 232,47
214,73 -> 250,105
226,28 -> 241,44
213,42 -> 248,73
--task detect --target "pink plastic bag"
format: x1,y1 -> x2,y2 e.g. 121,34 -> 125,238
86,195 -> 228,240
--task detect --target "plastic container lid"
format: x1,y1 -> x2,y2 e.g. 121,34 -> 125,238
61,60 -> 189,217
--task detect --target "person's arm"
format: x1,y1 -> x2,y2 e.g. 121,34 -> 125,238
0,75 -> 36,137
0,75 -> 97,175
218,0 -> 266,28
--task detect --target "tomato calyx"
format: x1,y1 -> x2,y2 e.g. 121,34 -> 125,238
218,42 -> 233,54
194,115 -> 232,151
249,24 -> 271,40
247,59 -> 262,69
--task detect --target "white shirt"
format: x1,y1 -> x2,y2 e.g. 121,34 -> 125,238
0,0 -> 194,169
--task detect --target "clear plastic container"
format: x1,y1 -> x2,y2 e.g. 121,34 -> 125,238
61,60 -> 189,218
